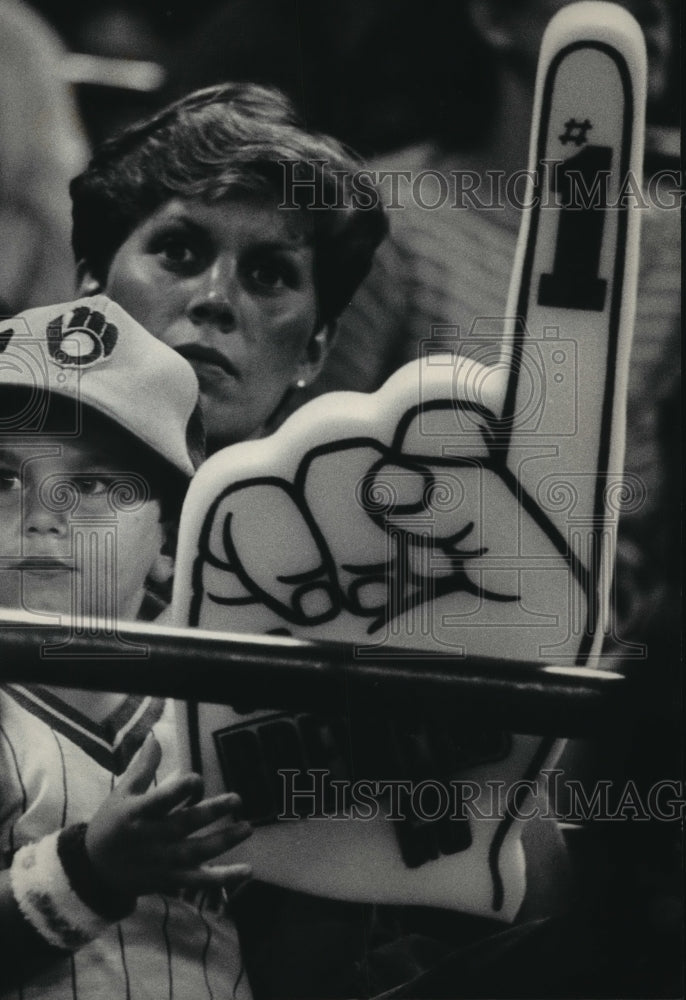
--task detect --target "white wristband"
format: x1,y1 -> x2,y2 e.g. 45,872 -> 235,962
10,831 -> 110,950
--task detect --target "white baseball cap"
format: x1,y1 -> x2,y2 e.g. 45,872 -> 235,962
0,295 -> 203,476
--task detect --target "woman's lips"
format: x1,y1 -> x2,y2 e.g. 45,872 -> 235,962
175,345 -> 238,383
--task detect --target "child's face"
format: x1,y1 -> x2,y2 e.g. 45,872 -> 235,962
0,437 -> 166,620
99,195 -> 328,452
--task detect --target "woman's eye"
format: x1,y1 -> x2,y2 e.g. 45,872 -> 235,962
248,261 -> 294,291
150,232 -> 202,272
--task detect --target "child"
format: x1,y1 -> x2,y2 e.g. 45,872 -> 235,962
0,295 -> 253,998
69,82 -> 388,454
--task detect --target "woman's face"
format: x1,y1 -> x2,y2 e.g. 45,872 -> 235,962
98,195 -> 329,452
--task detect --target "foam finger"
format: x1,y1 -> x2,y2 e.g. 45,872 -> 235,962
167,821 -> 253,866
169,863 -> 253,892
499,1 -> 645,487
493,2 -> 646,661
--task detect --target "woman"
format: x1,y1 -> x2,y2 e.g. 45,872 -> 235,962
70,81 -> 388,452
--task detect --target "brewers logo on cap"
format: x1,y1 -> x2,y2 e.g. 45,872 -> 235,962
46,305 -> 118,368
0,295 -> 202,477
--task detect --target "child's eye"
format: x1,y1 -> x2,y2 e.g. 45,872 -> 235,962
250,264 -> 285,288
0,469 -> 20,493
72,477 -> 110,497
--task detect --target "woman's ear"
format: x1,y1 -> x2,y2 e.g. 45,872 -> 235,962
467,0 -> 547,62
148,550 -> 175,589
296,322 -> 336,388
147,517 -> 177,589
75,260 -> 103,296
467,0 -> 520,54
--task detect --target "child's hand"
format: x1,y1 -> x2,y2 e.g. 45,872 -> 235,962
85,734 -> 252,898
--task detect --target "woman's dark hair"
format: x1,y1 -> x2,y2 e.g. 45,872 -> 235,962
70,82 -> 388,326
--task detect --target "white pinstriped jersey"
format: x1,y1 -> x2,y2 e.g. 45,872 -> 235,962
0,686 -> 251,1000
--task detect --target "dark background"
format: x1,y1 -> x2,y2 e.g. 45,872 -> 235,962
28,0 -> 682,153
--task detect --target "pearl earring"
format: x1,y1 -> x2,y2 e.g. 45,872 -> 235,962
295,378 -> 306,389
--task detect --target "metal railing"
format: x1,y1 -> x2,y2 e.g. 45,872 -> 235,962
0,612 -> 629,737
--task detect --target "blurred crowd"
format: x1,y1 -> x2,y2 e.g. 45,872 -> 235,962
6,0 -> 683,150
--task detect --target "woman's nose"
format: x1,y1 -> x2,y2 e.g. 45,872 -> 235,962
187,261 -> 237,334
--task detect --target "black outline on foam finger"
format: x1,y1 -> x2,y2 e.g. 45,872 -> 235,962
491,39 -> 634,911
